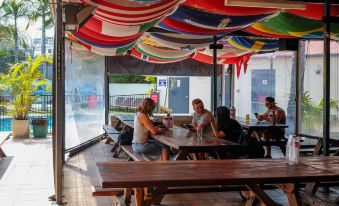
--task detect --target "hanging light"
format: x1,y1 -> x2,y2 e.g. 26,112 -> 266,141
225,0 -> 307,9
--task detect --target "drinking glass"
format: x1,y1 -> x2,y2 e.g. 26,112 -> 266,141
245,114 -> 250,122
197,127 -> 203,140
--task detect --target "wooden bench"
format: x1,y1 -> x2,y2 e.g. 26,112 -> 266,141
120,145 -> 160,161
97,157 -> 339,206
102,125 -> 120,144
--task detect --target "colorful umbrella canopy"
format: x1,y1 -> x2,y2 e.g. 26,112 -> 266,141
75,0 -> 182,25
63,0 -> 339,70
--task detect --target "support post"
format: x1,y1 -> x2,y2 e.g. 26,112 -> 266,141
213,36 -> 218,114
105,57 -> 109,125
323,0 -> 331,156
209,36 -> 223,114
54,0 -> 65,203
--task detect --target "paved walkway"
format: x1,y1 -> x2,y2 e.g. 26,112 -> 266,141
0,134 -> 55,206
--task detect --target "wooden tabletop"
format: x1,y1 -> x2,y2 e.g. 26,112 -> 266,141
115,114 -> 135,122
97,156 -> 339,188
235,117 -> 288,130
151,127 -> 238,151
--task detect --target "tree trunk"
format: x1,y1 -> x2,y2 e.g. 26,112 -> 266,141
14,16 -> 18,63
42,11 -> 46,78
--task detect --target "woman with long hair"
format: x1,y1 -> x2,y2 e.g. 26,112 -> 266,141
132,98 -> 165,155
206,106 -> 243,143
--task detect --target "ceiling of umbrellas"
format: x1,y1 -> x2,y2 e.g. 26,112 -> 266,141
63,0 -> 339,67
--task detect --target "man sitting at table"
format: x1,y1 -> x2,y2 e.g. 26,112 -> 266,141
255,96 -> 286,158
191,98 -> 213,136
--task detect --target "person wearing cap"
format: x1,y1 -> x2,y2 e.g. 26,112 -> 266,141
255,96 -> 286,158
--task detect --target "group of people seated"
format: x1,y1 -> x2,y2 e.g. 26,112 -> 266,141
131,96 -> 286,158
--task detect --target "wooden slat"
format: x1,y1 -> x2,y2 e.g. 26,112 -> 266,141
91,186 -> 124,196
246,184 -> 281,206
120,145 -> 160,162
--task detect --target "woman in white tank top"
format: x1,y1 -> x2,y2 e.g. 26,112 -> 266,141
132,98 -> 165,155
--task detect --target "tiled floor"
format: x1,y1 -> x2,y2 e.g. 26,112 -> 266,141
1,131 -> 337,206
0,132 -> 55,206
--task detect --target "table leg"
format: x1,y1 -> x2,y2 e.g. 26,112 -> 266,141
0,147 -> 6,157
173,150 -> 184,160
134,188 -> 144,206
275,183 -> 300,206
161,148 -> 169,161
246,184 -> 281,206
124,188 -> 132,206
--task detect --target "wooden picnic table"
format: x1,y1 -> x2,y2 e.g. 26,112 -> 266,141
235,117 -> 289,153
97,156 -> 339,206
151,127 -> 239,160
235,117 -> 288,131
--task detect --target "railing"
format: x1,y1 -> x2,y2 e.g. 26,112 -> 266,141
1,93 -> 160,132
0,95 -> 53,133
109,93 -> 159,113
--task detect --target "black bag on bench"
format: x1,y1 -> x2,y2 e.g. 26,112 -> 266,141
239,133 -> 265,158
118,127 -> 134,145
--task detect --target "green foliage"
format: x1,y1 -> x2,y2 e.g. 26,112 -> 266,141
110,75 -> 156,84
0,0 -> 33,62
0,55 -> 52,120
301,91 -> 338,132
26,0 -> 53,30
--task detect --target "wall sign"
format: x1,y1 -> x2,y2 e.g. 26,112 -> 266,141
158,79 -> 167,87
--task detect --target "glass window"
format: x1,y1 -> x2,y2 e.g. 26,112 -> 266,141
234,51 -> 296,134
64,40 -> 105,151
299,40 -> 339,140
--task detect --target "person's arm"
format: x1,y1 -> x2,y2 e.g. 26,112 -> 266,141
257,110 -> 270,121
139,113 -> 161,135
191,115 -> 198,130
205,114 -> 225,138
275,109 -> 285,124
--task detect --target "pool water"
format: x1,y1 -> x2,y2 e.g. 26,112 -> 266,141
0,117 -> 52,132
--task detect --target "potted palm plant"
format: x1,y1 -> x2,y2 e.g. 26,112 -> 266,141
0,55 -> 52,138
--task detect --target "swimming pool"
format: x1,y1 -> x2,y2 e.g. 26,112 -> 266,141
0,117 -> 53,132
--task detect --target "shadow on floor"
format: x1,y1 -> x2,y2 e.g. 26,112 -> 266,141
0,156 -> 13,180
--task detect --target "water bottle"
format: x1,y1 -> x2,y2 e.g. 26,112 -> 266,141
286,135 -> 300,165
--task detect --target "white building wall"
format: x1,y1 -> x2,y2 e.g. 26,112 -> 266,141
109,83 -> 153,96
189,77 -> 212,113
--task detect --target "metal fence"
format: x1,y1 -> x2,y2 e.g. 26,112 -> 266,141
109,93 -> 159,113
0,95 -> 53,133
1,93 -> 160,132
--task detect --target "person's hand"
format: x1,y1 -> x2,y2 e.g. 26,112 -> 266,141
204,113 -> 212,122
155,125 -> 166,133
197,124 -> 204,130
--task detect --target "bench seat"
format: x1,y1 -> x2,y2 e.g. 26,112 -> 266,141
102,125 -> 120,144
91,186 -> 124,196
120,145 -> 160,161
